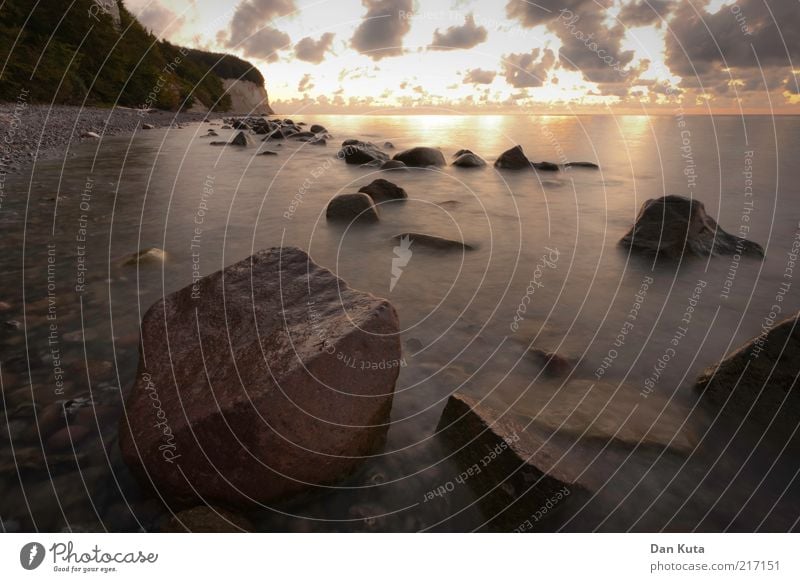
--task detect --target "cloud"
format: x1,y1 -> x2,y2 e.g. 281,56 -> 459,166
463,68 -> 497,84
429,14 -> 488,50
130,2 -> 185,38
226,0 -> 294,60
505,0 -> 611,27
298,73 -> 314,92
617,0 -> 674,27
502,49 -> 555,88
294,32 -> 335,63
238,27 -> 291,61
350,0 -> 413,60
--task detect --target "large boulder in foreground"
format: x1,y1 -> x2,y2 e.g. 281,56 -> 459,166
696,312 -> 800,435
392,147 -> 446,168
437,394 -> 590,531
119,247 -> 401,506
327,193 -> 380,223
494,145 -> 531,169
358,178 -> 407,201
620,195 -> 764,259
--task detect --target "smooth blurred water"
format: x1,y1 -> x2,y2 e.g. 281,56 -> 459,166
1,114 -> 799,532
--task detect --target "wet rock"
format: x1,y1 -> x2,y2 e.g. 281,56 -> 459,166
0,301 -> 11,311
358,179 -> 407,202
620,195 -> 765,259
384,141 -> 395,149
339,139 -> 388,165
392,147 -> 446,168
161,506 -> 253,532
454,148 -> 475,157
118,247 -> 166,267
46,425 -> 91,452
391,232 -> 474,251
494,145 -> 531,170
258,150 -> 278,156
528,349 -> 573,377
452,152 -> 486,168
309,137 -> 326,146
230,131 -> 252,147
326,193 -> 380,223
437,393 -> 590,531
310,124 -> 327,134
290,131 -> 317,139
695,311 -> 800,436
119,247 -> 401,506
221,124 -> 232,129
81,131 -> 101,139
4,320 -> 21,330
206,130 -> 219,137
565,161 -> 599,169
142,123 -> 155,130
380,160 -> 406,170
533,161 -> 559,172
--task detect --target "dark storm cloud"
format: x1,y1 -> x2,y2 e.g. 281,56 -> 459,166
665,0 -> 800,79
429,14 -> 488,50
463,68 -> 497,84
224,0 -> 294,61
350,0 -> 413,60
294,32 -> 335,63
617,0 -> 674,27
502,49 -> 556,88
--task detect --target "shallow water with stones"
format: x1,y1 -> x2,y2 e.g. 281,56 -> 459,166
1,114 -> 799,532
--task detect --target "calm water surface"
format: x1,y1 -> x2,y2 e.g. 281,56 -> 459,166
1,114 -> 799,531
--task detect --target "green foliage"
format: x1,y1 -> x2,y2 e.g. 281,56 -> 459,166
0,0 -> 263,111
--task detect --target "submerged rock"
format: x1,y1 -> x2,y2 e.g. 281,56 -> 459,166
565,161 -> 599,169
452,152 -> 486,168
380,160 -> 406,170
392,147 -> 446,168
695,311 -> 800,435
230,131 -> 252,146
620,195 -> 764,258
533,161 -> 559,172
494,145 -> 530,170
437,393 -> 589,531
358,179 -> 407,201
391,232 -> 474,251
119,247 -> 400,506
118,247 -> 166,267
326,193 -> 380,223
339,139 -> 388,165
528,349 -> 573,377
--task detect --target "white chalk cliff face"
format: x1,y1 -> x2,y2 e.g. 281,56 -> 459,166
222,79 -> 274,115
93,0 -> 121,29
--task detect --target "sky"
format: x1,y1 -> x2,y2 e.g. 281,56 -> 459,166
122,0 -> 800,114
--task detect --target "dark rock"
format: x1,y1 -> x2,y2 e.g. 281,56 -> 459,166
142,123 -> 155,130
494,145 -> 531,169
358,179 -> 407,201
391,232 -> 474,251
452,152 -> 486,168
533,161 -> 559,172
565,161 -> 599,169
309,138 -> 326,146
161,506 -> 253,532
380,160 -> 406,170
620,195 -> 765,258
384,141 -> 395,149
119,247 -> 400,506
310,124 -> 327,134
339,140 -> 389,165
291,131 -> 317,139
696,311 -> 800,435
392,147 -> 446,168
47,425 -> 90,452
258,150 -> 278,156
454,149 -> 475,157
437,393 -> 589,531
327,193 -> 380,223
230,131 -> 252,147
528,349 -> 573,377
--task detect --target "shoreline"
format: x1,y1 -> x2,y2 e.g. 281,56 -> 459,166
0,104 -> 225,174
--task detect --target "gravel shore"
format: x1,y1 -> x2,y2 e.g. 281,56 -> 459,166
0,104 -> 219,173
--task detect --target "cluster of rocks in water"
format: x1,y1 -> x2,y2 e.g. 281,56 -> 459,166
208,116 -> 329,149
